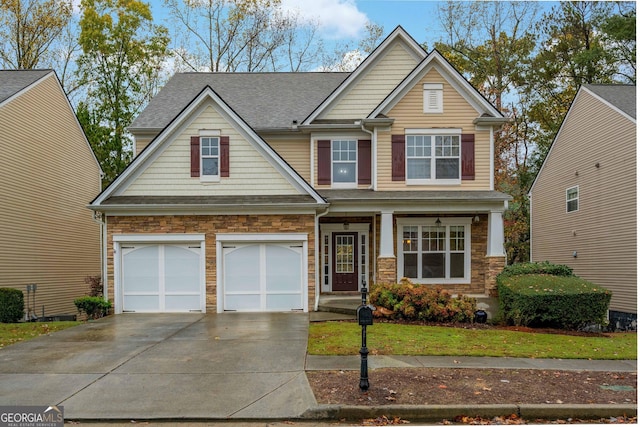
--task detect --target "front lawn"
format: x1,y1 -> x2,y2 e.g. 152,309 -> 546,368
309,321 -> 637,360
0,322 -> 80,348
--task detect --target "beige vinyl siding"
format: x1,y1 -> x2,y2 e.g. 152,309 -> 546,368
124,105 -> 301,196
265,137 -> 311,182
134,135 -> 154,156
530,90 -> 636,314
323,41 -> 420,120
378,67 -> 491,191
0,73 -> 101,316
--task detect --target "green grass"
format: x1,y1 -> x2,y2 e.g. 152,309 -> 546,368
0,322 -> 81,348
309,321 -> 637,360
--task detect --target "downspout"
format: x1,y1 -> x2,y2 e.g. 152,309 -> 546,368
91,211 -> 108,301
359,121 -> 375,190
314,206 -> 331,311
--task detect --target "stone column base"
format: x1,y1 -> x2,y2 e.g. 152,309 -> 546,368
485,256 -> 506,296
376,257 -> 397,284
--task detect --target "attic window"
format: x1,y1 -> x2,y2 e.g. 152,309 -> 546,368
423,83 -> 443,113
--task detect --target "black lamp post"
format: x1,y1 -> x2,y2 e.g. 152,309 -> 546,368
356,282 -> 374,391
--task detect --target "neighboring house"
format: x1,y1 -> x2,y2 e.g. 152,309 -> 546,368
529,84 -> 636,330
89,27 -> 510,314
0,70 -> 102,318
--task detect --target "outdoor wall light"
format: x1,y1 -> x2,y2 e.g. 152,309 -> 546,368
435,217 -> 442,227
473,214 -> 480,223
343,222 -> 349,230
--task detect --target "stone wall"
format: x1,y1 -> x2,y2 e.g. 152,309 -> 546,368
106,214 -> 316,312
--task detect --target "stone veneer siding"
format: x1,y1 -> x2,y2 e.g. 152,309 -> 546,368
375,214 -> 505,295
106,214 -> 316,312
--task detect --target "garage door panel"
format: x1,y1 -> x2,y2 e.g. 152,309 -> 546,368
164,245 -> 200,293
165,295 -> 201,312
265,245 -> 302,293
266,294 -> 302,311
123,246 -> 159,293
224,246 -> 261,292
123,295 -> 160,312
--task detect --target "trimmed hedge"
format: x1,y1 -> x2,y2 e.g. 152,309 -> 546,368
74,296 -> 112,319
499,261 -> 574,278
370,280 -> 477,323
497,271 -> 611,330
0,288 -> 25,323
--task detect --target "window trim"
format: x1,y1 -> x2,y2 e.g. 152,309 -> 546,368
330,138 -> 358,189
405,129 -> 462,185
566,186 -> 579,213
200,135 -> 220,182
396,218 -> 471,284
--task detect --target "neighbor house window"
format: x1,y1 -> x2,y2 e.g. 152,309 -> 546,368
566,186 -> 579,212
201,136 -> 219,179
406,131 -> 460,184
398,219 -> 471,283
332,139 -> 357,186
423,83 -> 443,113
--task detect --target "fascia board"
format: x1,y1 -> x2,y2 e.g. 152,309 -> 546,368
302,26 -> 426,126
87,203 -> 325,216
370,51 -> 504,119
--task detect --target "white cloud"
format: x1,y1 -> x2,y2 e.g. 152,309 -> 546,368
278,0 -> 369,39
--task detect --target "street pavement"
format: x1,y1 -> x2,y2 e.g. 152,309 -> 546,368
0,313 -> 635,424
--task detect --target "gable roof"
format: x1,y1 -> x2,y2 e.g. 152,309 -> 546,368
301,26 -> 427,125
92,85 -> 327,208
0,69 -> 52,106
529,84 -> 636,195
369,49 -> 507,123
129,72 -> 349,133
584,84 -> 636,121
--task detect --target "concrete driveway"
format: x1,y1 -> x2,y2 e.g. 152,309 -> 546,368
0,313 -> 316,420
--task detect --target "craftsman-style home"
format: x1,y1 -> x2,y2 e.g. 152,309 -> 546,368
90,27 -> 510,313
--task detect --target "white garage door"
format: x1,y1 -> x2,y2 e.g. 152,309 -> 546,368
222,242 -> 304,312
121,244 -> 203,312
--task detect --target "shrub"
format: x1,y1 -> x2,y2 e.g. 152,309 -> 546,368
0,288 -> 24,323
370,280 -> 477,323
497,274 -> 611,330
499,261 -> 574,278
74,296 -> 112,319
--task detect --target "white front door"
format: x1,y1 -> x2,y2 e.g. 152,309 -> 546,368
222,242 -> 304,312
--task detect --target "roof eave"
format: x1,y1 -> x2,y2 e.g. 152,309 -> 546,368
473,116 -> 511,125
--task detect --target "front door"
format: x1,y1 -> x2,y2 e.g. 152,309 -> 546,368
332,232 -> 358,291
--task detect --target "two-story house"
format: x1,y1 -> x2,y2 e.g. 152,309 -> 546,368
89,27 -> 510,314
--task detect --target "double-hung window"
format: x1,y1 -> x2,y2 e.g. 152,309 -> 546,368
332,139 -> 357,187
201,136 -> 219,180
566,186 -> 579,212
406,130 -> 461,184
397,218 -> 471,284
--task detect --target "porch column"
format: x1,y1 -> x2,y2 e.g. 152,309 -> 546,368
377,210 -> 396,284
486,209 -> 507,296
487,209 -> 506,257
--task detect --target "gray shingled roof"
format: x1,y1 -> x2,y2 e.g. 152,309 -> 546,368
585,84 -> 636,119
130,72 -> 350,132
0,70 -> 52,104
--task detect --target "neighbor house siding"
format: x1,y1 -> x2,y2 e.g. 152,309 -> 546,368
530,90 -> 636,314
265,136 -> 311,182
0,73 -> 101,316
378,67 -> 491,190
106,214 -> 316,312
323,41 -> 421,120
123,105 -> 301,196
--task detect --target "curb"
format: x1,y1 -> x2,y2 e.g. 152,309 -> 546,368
301,404 -> 638,423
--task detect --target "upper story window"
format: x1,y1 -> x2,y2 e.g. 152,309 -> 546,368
423,83 -> 443,113
201,136 -> 219,180
332,139 -> 357,186
406,131 -> 460,184
566,186 -> 579,212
